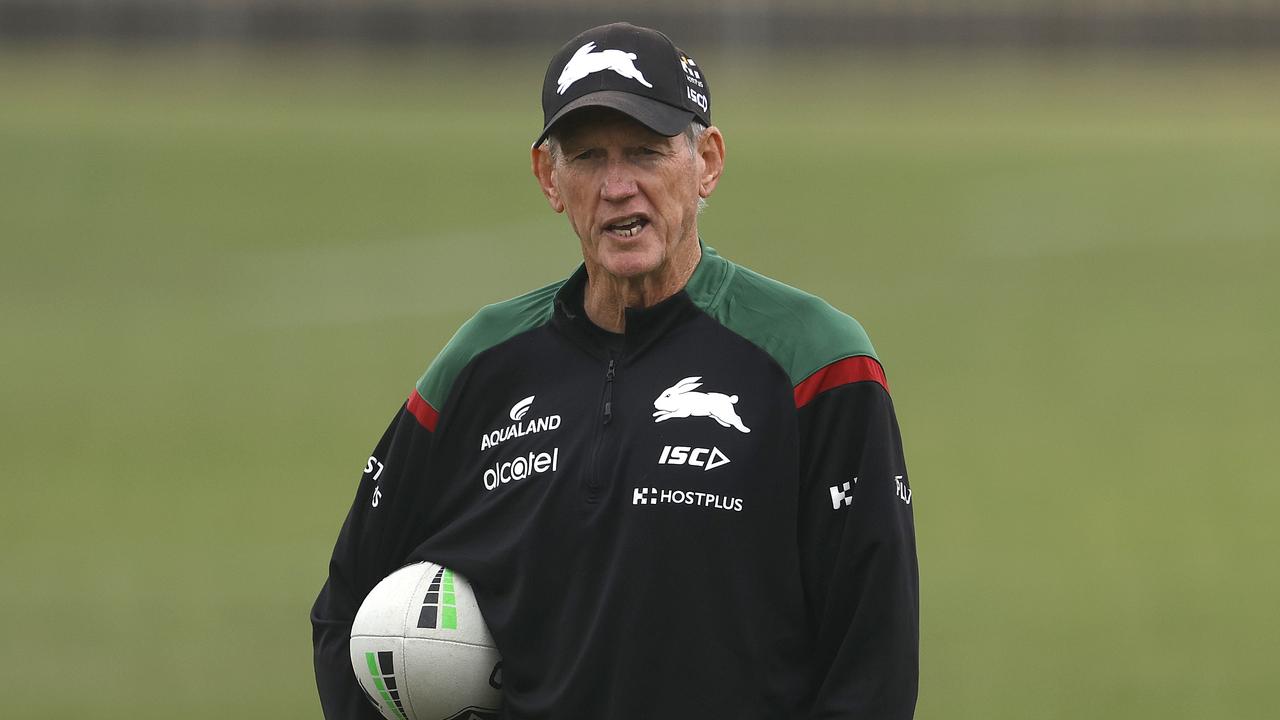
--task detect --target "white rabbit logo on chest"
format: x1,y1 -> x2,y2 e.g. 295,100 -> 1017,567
652,376 -> 751,434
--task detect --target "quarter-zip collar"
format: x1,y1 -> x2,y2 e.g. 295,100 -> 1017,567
550,241 -> 736,360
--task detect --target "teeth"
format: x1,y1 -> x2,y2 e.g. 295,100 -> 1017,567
608,217 -> 644,237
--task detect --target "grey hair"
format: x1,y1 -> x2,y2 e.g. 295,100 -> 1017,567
543,120 -> 710,213
685,122 -> 709,214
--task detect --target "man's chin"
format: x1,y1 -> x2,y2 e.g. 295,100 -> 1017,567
598,247 -> 664,281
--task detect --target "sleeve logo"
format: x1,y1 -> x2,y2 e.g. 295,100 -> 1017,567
829,478 -> 856,509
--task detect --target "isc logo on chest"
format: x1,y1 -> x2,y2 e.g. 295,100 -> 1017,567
658,445 -> 730,471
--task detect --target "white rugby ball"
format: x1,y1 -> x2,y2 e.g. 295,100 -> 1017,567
350,562 -> 502,720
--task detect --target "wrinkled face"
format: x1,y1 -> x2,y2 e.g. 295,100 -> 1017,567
537,110 -> 709,281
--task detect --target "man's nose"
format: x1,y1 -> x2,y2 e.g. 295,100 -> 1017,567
601,160 -> 638,202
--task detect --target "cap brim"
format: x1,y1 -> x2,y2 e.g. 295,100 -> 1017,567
533,90 -> 695,148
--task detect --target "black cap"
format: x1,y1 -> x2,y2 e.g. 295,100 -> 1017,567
534,22 -> 711,148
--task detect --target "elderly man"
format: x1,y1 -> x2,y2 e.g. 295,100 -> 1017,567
313,22 -> 918,719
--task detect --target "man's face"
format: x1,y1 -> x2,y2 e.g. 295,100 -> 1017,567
533,110 -> 722,281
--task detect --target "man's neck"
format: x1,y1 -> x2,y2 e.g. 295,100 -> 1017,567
583,242 -> 702,333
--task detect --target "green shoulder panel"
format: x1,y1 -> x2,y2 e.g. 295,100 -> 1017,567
414,279 -> 564,411
688,245 -> 878,386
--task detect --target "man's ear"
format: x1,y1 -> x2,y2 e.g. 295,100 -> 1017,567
531,145 -> 565,213
696,126 -> 726,200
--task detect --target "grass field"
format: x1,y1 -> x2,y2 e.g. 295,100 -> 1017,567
2,47 -> 1278,719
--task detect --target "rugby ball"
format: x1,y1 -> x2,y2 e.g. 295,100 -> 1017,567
350,562 -> 502,720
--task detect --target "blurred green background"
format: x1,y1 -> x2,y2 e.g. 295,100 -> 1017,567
3,25 -> 1279,720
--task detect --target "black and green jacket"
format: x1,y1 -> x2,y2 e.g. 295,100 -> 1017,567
312,245 -> 918,719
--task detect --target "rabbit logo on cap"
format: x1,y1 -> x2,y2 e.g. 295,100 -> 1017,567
652,376 -> 751,433
556,41 -> 654,95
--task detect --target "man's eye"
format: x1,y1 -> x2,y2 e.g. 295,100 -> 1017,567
572,149 -> 597,161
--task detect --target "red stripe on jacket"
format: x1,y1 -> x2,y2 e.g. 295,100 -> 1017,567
793,355 -> 888,408
406,389 -> 439,431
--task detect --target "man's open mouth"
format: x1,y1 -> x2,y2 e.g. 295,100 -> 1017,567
605,215 -> 649,238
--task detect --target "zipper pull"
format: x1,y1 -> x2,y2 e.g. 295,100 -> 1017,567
602,358 -> 616,425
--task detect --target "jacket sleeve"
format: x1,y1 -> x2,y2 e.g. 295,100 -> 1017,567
797,375 -> 919,719
311,392 -> 440,720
